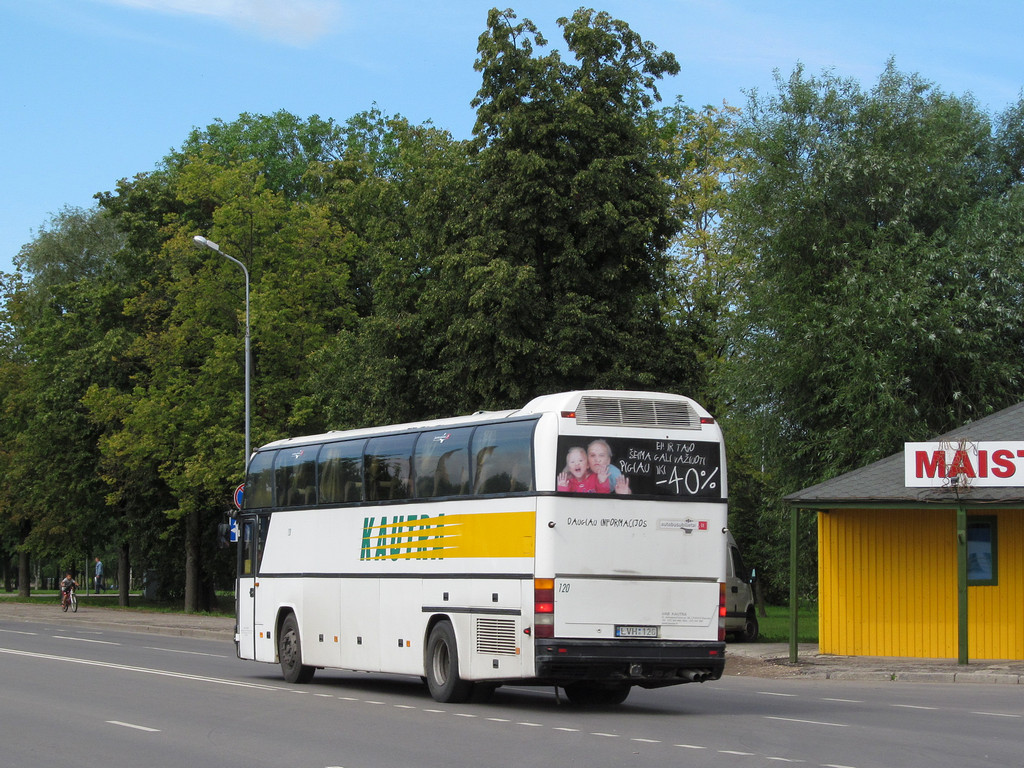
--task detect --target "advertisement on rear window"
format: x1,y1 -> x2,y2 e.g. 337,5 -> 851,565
555,436 -> 722,499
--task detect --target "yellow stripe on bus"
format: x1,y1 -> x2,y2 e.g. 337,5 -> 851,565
361,510 -> 536,560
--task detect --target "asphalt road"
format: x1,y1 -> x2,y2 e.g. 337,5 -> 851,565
1,608 -> 1021,768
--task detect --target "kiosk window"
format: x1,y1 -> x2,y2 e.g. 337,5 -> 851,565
967,517 -> 997,586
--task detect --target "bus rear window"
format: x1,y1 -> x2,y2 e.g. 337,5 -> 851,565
555,435 -> 722,499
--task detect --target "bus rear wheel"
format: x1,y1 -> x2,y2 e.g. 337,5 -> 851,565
279,613 -> 315,684
425,621 -> 473,703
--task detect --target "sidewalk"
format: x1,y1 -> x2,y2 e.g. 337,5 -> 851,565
2,601 -> 1021,684
0,600 -> 234,642
725,641 -> 1024,684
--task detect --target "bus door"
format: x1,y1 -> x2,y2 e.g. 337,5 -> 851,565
237,514 -> 266,660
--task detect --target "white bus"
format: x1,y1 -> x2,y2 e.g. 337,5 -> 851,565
235,390 -> 729,705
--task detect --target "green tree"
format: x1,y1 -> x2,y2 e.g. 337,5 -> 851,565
658,99 -> 748,410
95,112 -> 357,610
720,64 -> 1024,599
308,110 -> 473,426
410,8 -> 683,415
173,110 -> 346,201
0,207 -> 135,596
0,270 -> 30,593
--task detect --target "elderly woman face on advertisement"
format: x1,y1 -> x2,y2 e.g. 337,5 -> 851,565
587,439 -> 631,494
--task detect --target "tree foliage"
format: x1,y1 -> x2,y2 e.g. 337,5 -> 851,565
417,7 -> 682,411
725,63 -> 1024,487
658,99 -> 748,408
718,63 -> 1024,600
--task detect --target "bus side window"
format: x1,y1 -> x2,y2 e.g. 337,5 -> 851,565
275,447 -> 318,508
414,428 -> 471,498
243,450 -> 276,509
472,421 -> 536,494
318,440 -> 364,504
295,456 -> 316,506
365,434 -> 415,501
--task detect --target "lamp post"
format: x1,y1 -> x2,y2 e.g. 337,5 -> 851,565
193,235 -> 251,472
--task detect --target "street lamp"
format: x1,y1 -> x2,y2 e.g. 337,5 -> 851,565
193,235 -> 251,473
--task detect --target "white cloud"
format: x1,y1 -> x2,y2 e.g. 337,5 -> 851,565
97,0 -> 341,46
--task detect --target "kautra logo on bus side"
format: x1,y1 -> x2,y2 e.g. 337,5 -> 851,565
360,514 -> 446,561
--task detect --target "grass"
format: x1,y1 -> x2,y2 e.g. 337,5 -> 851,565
755,602 -> 819,643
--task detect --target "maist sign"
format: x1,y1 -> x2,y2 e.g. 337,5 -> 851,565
905,441 -> 1024,487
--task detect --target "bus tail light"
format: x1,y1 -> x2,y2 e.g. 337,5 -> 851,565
534,578 -> 555,638
718,583 -> 727,642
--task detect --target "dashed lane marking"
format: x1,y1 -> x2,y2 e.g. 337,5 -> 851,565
107,720 -> 160,732
765,716 -> 848,728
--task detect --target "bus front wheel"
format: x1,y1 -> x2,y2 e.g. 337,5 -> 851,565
425,621 -> 473,703
279,613 -> 315,684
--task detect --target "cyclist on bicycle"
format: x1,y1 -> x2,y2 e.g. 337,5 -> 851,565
60,572 -> 77,605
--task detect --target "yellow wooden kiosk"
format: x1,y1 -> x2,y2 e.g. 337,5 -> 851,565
786,401 -> 1024,663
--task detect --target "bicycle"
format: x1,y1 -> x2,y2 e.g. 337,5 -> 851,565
61,587 -> 78,613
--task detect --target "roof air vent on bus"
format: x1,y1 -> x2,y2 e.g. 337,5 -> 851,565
575,396 -> 700,430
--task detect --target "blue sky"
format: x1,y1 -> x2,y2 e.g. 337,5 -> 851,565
2,0 -> 1022,275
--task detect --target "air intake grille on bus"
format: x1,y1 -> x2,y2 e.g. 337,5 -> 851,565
475,617 -> 518,656
575,396 -> 700,429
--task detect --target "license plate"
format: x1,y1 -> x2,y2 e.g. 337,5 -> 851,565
615,625 -> 658,638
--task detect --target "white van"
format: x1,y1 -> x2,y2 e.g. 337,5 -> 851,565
725,534 -> 759,642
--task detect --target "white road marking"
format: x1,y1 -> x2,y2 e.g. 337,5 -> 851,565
891,704 -> 937,711
822,698 -> 862,703
53,636 -> 120,646
765,716 -> 847,728
145,646 -> 228,658
0,646 -> 283,691
107,720 -> 160,732
675,744 -> 707,750
758,691 -> 797,697
972,711 -> 1021,719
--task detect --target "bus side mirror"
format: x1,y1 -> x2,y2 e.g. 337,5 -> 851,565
217,522 -> 230,549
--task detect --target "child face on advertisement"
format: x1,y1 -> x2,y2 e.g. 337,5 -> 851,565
566,447 -> 589,479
